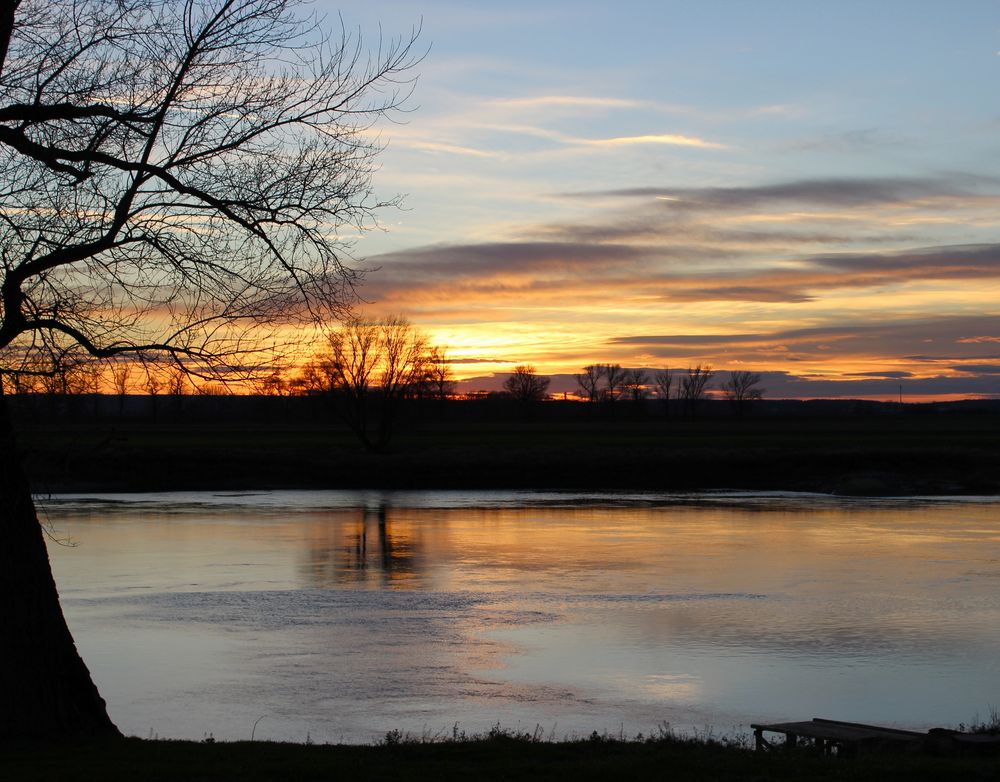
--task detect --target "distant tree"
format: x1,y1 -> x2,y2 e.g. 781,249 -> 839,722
40,355 -> 100,396
653,368 -> 674,415
422,346 -> 456,402
1,367 -> 37,395
574,364 -> 604,403
109,361 -> 131,416
600,363 -> 626,402
503,365 -> 551,404
0,357 -> 36,394
143,369 -> 163,398
380,318 -> 431,403
109,362 -> 131,396
301,315 -> 429,451
167,365 -> 190,397
621,368 -> 648,402
253,369 -> 290,397
722,370 -> 764,417
36,354 -> 101,420
143,368 -> 163,420
197,382 -> 229,396
680,364 -> 714,417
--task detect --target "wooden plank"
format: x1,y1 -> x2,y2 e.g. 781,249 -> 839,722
810,718 -> 923,738
750,719 -> 923,746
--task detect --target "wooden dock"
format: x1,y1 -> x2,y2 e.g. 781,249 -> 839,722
751,718 -> 925,754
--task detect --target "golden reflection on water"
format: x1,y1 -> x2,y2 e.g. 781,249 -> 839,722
41,494 -> 1000,741
290,502 -> 1000,599
301,504 -> 427,588
279,500 -> 1000,679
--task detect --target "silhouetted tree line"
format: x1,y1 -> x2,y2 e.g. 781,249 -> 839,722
3,333 -> 772,442
9,377 -> 994,434
572,364 -> 764,417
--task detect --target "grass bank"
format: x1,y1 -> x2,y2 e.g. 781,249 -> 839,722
4,734 -> 999,782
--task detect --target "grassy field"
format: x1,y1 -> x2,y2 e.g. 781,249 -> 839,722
4,734 -> 1000,782
15,411 -> 1000,495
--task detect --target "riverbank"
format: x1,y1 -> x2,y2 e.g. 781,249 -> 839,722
17,413 -> 1000,496
3,733 -> 998,782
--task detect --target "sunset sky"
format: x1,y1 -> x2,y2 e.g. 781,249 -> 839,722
323,0 -> 1000,399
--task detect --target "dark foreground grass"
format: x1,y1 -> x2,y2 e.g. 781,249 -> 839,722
3,735 -> 998,782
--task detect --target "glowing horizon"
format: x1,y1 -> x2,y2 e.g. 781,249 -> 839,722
305,1 -> 1000,401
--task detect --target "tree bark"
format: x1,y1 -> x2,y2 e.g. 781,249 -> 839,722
0,1 -> 20,80
0,385 -> 120,740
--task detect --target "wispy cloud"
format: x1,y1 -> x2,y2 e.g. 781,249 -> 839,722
951,364 -> 1000,375
578,133 -> 727,149
556,175 -> 1000,207
783,128 -> 900,154
364,233 -> 1000,310
608,316 -> 1000,363
384,84 -> 731,161
405,141 -> 500,158
489,95 -> 645,110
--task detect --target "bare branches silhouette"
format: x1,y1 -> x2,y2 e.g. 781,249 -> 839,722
0,0 -> 419,739
504,365 -> 551,404
298,315 -> 432,451
723,370 -> 765,416
680,364 -> 714,417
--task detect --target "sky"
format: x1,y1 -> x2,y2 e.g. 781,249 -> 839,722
319,0 -> 1000,399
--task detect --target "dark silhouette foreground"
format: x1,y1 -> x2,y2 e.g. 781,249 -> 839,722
0,0 -> 418,739
0,388 -> 118,738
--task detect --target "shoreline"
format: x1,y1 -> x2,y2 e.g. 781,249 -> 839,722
4,732 -> 998,782
34,486 -> 1000,503
16,414 -> 1000,497
25,451 -> 1000,498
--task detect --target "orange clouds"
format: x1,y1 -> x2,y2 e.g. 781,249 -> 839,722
354,175 -> 1000,397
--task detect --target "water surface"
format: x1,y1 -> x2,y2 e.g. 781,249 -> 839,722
42,490 -> 1000,743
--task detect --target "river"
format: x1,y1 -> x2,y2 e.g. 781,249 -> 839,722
41,490 -> 1000,743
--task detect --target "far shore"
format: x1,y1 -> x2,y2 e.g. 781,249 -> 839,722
14,398 -> 1000,497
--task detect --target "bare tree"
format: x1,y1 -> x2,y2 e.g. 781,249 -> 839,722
0,0 -> 419,738
40,356 -> 100,397
109,361 -> 131,416
167,364 -> 190,397
380,317 -> 429,402
197,382 -> 230,396
142,366 -> 164,421
109,362 -> 131,397
653,368 -> 674,415
423,346 -> 456,402
143,371 -> 163,398
35,352 -> 101,420
574,364 -> 604,403
722,370 -> 764,417
300,315 -> 428,451
621,368 -> 648,402
600,363 -> 625,402
503,365 -> 551,404
253,369 -> 290,397
679,364 -> 715,417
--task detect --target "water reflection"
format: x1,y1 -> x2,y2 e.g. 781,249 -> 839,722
40,491 -> 1000,743
302,503 -> 425,588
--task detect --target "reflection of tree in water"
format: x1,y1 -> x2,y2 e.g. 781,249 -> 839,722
303,503 -> 423,588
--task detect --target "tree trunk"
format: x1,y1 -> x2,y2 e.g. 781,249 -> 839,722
0,385 -> 120,740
